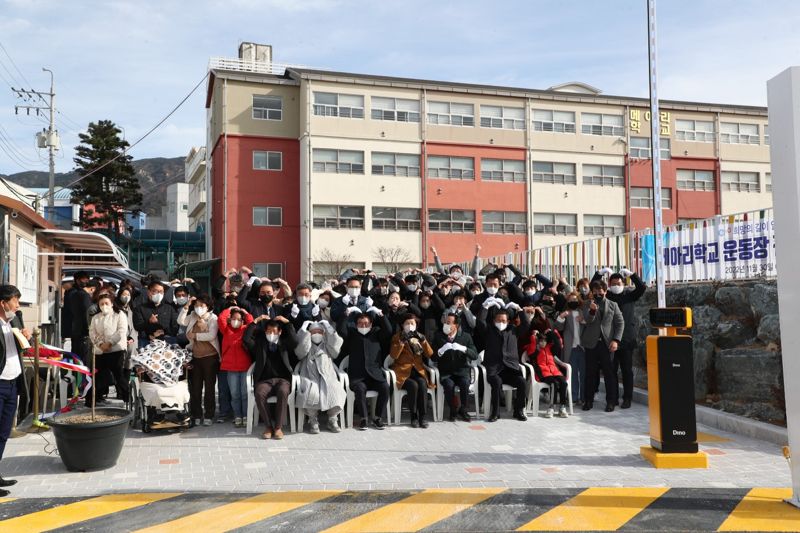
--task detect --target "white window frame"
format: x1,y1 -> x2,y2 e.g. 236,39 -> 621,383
427,101 -> 475,127
677,169 -> 716,191
312,205 -> 365,230
765,173 -> 772,192
630,187 -> 672,209
629,137 -> 671,160
581,113 -> 624,136
313,92 -> 365,119
427,155 -> 475,180
721,171 -> 760,192
583,214 -> 625,236
533,213 -> 578,236
371,207 -> 422,231
532,109 -> 576,133
253,150 -> 282,171
370,97 -> 420,123
371,152 -> 420,177
253,206 -> 283,227
482,211 -> 527,234
675,119 -> 716,142
720,122 -> 760,145
312,149 -> 365,174
479,105 -> 525,130
252,95 -> 282,121
428,209 -> 476,233
765,125 -> 770,145
582,164 -> 624,187
253,262 -> 283,279
532,161 -> 577,185
480,158 -> 525,183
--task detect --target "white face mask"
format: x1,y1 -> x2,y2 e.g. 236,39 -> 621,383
471,290 -> 482,296
380,287 -> 389,295
150,293 -> 164,305
524,290 -> 535,297
495,322 -> 508,332
120,295 -> 130,305
100,304 -> 112,315
608,285 -> 624,295
194,306 -> 207,316
451,271 -> 462,280
580,288 -> 590,297
230,319 -> 242,329
403,323 -> 416,333
176,296 -> 188,306
317,299 -> 329,309
420,302 -> 430,309
357,326 -> 371,336
266,333 -> 280,343
4,310 -> 15,320
297,296 -> 311,306
311,333 -> 324,344
442,324 -> 454,336
486,287 -> 499,296
406,284 -> 417,292
347,287 -> 360,298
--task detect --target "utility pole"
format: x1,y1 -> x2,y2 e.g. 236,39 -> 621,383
12,68 -> 59,218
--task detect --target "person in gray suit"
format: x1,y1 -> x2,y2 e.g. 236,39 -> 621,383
554,291 -> 585,404
580,280 -> 624,412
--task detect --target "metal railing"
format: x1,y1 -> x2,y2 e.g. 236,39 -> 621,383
208,57 -> 322,75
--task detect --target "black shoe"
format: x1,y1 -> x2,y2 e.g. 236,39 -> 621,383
457,408 -> 472,422
487,414 -> 499,423
373,418 -> 386,430
513,410 -> 528,422
0,477 -> 17,488
410,416 -> 419,428
621,399 -> 632,409
582,403 -> 593,411
0,488 -> 8,497
419,418 -> 429,429
358,419 -> 368,431
448,412 -> 456,422
605,404 -> 615,413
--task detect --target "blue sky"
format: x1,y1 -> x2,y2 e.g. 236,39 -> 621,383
0,0 -> 797,175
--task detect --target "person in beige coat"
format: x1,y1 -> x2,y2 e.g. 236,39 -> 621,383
178,294 -> 220,426
88,293 -> 129,405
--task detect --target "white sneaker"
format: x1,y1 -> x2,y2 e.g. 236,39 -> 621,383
309,421 -> 320,434
327,419 -> 341,433
194,418 -> 202,426
203,419 -> 212,426
545,408 -> 554,418
559,406 -> 569,418
234,417 -> 243,427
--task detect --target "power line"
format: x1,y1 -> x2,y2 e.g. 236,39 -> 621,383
0,40 -> 49,108
0,123 -> 42,165
43,71 -> 210,203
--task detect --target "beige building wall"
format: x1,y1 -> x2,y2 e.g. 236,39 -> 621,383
719,160 -> 773,215
718,114 -> 770,163
426,92 -> 526,147
531,100 -> 627,156
670,111 -> 717,159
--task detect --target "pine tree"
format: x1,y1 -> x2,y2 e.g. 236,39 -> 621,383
70,120 -> 142,236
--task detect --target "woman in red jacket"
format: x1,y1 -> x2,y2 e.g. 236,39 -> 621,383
528,331 -> 569,419
218,306 -> 254,427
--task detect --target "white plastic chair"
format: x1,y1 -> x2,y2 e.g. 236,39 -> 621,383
477,350 -> 528,417
295,362 -> 347,431
245,363 -> 298,435
433,363 -> 482,421
522,352 -> 573,416
338,356 -> 391,427
384,355 -> 439,424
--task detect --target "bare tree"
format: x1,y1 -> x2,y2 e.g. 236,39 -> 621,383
373,245 -> 414,274
311,248 -> 355,281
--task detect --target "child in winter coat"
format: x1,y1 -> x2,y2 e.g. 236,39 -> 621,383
528,330 -> 570,419
217,306 -> 254,427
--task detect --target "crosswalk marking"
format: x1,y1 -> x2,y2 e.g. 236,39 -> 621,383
0,497 -> 16,504
0,493 -> 180,533
718,488 -> 800,532
516,487 -> 669,531
133,490 -> 342,533
320,488 -> 505,533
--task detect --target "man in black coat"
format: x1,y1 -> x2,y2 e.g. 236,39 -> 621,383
337,309 -> 392,430
132,281 -> 179,348
433,313 -> 478,422
238,279 -> 285,320
0,285 -> 31,496
66,275 -> 98,364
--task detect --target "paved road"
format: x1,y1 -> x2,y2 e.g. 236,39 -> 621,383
1,487 -> 799,532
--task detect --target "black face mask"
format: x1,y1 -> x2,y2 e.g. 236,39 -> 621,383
594,294 -> 604,303
260,294 -> 273,304
567,301 -> 580,310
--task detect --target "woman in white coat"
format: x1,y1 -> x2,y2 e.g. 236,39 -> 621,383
178,295 -> 220,426
294,320 -> 346,434
88,292 -> 130,406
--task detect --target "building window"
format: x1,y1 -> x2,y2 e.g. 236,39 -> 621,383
427,155 -> 474,180
630,187 -> 672,209
253,263 -> 283,279
482,211 -> 526,234
427,101 -> 475,127
480,105 -> 525,130
481,159 -> 525,182
532,161 -> 576,184
312,149 -> 364,174
764,125 -> 770,145
372,207 -> 421,231
533,213 -> 578,235
252,95 -> 282,121
253,207 -> 282,227
629,137 -> 671,159
312,205 -> 365,229
720,122 -> 760,145
371,97 -> 420,122
371,153 -> 420,177
180,203 -> 188,212
583,214 -> 625,236
313,92 -> 364,118
766,173 -> 772,192
677,169 -> 715,191
428,209 -> 476,233
721,171 -> 760,192
532,109 -> 576,133
253,151 -> 282,171
582,164 -> 624,187
675,119 -> 715,142
581,113 -> 623,136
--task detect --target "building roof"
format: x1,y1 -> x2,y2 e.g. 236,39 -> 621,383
29,187 -> 74,201
0,193 -> 52,229
36,228 -> 129,268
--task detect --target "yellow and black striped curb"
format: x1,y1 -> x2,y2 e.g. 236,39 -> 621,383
1,487 -> 799,532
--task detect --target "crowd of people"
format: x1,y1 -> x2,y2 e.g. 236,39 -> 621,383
58,243 -> 646,440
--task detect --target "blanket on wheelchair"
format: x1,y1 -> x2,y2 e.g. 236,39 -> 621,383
132,340 -> 192,385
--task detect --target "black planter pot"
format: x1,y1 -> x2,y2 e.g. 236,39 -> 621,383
48,407 -> 132,472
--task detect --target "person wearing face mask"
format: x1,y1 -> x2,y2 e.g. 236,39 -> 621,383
528,331 -> 570,418
179,295 -> 220,426
367,279 -> 392,309
315,291 -> 334,323
217,306 -> 254,428
576,278 -> 591,301
133,281 -> 179,349
442,291 -> 476,337
61,271 -> 89,347
294,320 -> 346,434
285,283 -> 322,330
554,291 -> 585,405
415,290 -> 445,340
433,313 -> 478,422
580,280 -> 624,413
430,244 -> 480,287
67,274 -> 98,366
476,307 -> 534,422
337,310 -> 392,430
116,288 -> 138,371
593,268 -> 646,409
389,315 -> 435,428
331,277 -> 372,325
88,293 -> 129,406
237,278 -> 285,319
469,273 -> 503,317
